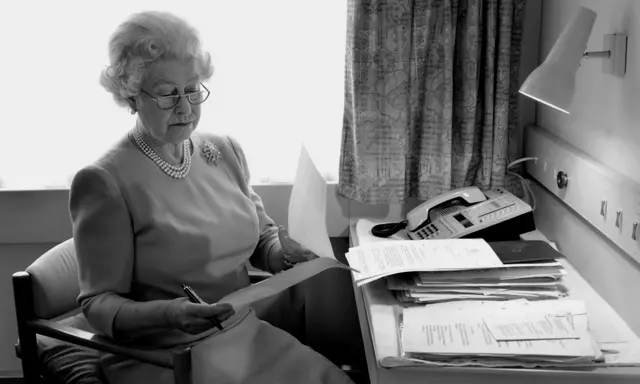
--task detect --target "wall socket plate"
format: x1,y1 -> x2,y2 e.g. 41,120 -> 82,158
524,126 -> 640,265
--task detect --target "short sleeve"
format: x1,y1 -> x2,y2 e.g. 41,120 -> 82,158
225,136 -> 282,273
69,164 -> 134,339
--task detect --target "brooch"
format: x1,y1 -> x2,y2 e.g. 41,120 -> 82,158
201,141 -> 221,165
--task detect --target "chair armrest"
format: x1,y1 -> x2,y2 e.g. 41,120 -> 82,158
249,270 -> 272,283
25,274 -> 269,369
29,319 -> 174,369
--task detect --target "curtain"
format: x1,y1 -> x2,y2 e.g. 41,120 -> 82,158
338,0 -> 526,204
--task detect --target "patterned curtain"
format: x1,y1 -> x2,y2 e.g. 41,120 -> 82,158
338,0 -> 526,204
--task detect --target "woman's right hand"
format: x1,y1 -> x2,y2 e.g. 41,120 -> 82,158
164,298 -> 235,335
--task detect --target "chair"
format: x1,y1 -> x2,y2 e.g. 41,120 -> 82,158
12,239 -> 273,384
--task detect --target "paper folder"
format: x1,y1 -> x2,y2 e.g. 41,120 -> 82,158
489,240 -> 567,264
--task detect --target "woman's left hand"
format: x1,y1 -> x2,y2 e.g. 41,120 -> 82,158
278,226 -> 319,269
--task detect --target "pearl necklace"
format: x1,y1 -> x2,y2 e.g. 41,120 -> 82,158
132,128 -> 192,179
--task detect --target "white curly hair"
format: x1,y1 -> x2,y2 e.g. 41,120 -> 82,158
100,11 -> 214,109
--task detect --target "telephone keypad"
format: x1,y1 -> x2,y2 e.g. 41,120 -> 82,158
417,223 -> 440,239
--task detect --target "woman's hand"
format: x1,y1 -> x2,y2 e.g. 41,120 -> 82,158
278,226 -> 319,270
165,298 -> 235,335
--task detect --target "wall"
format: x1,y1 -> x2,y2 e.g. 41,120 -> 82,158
530,179 -> 640,334
522,0 -> 640,335
538,0 -> 640,184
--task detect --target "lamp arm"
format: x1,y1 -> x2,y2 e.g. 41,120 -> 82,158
583,50 -> 611,59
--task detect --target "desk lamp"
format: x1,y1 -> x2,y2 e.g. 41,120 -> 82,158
519,6 -> 628,114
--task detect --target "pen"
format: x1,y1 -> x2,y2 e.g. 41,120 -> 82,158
181,284 -> 224,331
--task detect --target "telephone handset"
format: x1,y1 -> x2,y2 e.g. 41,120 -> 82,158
371,186 -> 535,242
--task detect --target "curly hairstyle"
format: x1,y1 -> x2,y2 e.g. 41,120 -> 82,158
100,11 -> 215,109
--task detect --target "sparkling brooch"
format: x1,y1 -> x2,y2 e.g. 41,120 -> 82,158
201,141 -> 221,165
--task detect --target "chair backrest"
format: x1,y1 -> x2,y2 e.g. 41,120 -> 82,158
25,239 -> 80,319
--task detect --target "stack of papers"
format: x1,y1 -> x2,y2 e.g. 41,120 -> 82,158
346,239 -> 505,286
389,261 -> 568,304
345,238 -> 568,303
400,299 -> 604,368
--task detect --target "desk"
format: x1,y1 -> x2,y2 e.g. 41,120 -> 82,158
349,219 -> 640,384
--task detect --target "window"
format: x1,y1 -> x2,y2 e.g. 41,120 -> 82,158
0,0 -> 347,189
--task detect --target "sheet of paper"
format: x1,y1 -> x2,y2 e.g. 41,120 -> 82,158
287,145 -> 335,260
346,239 -> 503,285
401,319 -> 595,358
401,356 -> 598,368
415,280 -> 561,287
386,274 -> 564,291
409,294 -> 564,304
412,294 -> 494,303
407,288 -> 559,296
483,312 -> 578,341
417,265 -> 566,281
409,288 -> 498,295
218,258 -> 349,309
480,289 -> 564,299
401,306 -> 597,358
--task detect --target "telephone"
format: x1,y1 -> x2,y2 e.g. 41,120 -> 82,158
371,187 -> 535,242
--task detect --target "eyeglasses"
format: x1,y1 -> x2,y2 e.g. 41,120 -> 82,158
140,83 -> 210,110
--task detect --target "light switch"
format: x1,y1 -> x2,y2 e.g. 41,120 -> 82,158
616,210 -> 623,228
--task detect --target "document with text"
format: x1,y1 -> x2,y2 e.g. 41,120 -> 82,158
482,311 -> 579,341
346,239 -> 504,286
400,301 -> 598,359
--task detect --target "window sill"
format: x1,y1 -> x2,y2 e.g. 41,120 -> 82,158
0,181 -> 411,245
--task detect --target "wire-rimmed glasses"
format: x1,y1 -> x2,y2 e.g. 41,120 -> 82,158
140,83 -> 210,110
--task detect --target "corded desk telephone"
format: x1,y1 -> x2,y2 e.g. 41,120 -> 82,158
371,187 -> 535,242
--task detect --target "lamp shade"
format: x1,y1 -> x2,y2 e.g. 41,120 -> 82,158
519,6 -> 597,114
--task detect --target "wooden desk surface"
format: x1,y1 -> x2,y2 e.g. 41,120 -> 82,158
349,218 -> 640,384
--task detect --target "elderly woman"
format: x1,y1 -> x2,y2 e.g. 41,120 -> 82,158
67,10 -> 354,384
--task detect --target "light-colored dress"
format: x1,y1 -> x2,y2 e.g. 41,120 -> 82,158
68,131 -> 304,382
